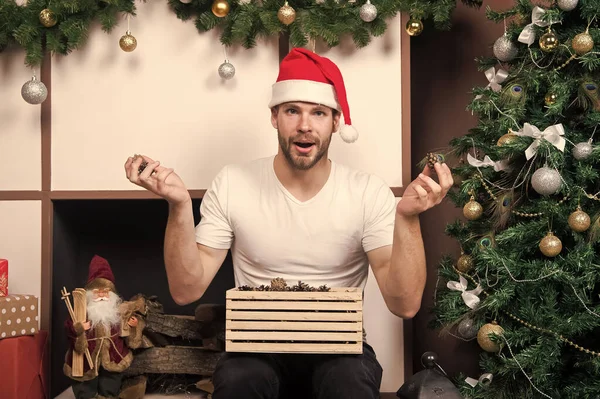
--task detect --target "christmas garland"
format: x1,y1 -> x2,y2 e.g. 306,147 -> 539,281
0,0 -> 482,67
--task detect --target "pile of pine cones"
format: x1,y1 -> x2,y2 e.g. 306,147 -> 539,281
238,277 -> 330,292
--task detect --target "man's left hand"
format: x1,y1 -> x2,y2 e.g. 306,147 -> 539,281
127,316 -> 138,328
396,161 -> 454,217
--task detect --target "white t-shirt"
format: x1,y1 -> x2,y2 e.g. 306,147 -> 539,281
195,155 -> 396,290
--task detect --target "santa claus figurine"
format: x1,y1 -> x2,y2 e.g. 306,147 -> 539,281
64,255 -> 145,399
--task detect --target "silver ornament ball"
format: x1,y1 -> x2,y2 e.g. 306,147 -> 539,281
493,35 -> 518,62
21,76 -> 48,105
531,167 -> 561,196
359,1 -> 377,22
218,61 -> 235,80
557,0 -> 578,11
573,141 -> 593,160
457,317 -> 478,340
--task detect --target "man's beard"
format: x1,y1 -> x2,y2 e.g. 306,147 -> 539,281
277,130 -> 331,171
86,290 -> 122,329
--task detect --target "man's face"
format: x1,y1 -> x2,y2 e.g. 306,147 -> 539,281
271,102 -> 340,171
91,288 -> 110,302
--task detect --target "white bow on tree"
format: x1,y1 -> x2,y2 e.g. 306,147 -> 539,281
475,67 -> 509,100
467,153 -> 509,172
518,6 -> 550,46
513,123 -> 566,160
447,275 -> 483,309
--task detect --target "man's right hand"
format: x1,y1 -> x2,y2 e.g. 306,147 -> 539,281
125,154 -> 191,205
82,321 -> 91,331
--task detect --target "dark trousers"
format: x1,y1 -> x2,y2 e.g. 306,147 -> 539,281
71,367 -> 123,399
212,343 -> 383,399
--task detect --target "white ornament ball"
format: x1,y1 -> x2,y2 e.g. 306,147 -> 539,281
218,61 -> 235,80
531,167 -> 561,196
493,35 -> 518,62
557,0 -> 578,11
573,141 -> 593,160
359,1 -> 377,22
21,76 -> 47,105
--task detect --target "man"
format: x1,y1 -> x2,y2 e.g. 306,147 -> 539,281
124,47 -> 453,398
64,255 -> 145,399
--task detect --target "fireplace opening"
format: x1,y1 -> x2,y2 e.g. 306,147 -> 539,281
51,198 -> 235,397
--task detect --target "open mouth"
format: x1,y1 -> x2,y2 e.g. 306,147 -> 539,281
294,142 -> 315,154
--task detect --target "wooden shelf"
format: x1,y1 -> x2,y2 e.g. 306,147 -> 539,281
0,190 -> 206,201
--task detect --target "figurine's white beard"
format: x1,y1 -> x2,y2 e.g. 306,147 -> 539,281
86,290 -> 122,329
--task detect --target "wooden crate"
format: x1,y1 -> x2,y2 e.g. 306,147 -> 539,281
225,287 -> 363,354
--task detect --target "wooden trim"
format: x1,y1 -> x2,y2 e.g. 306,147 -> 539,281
279,32 -> 290,61
40,193 -> 53,331
41,51 -> 51,192
48,189 -> 206,200
390,186 -> 405,197
0,191 -> 43,200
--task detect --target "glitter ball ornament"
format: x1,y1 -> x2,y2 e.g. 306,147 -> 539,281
477,321 -> 504,353
539,29 -> 559,52
457,317 -> 478,340
539,232 -> 562,257
545,92 -> 557,106
218,61 -> 235,80
497,132 -> 518,146
557,0 -> 578,11
463,197 -> 483,221
573,141 -> 593,160
277,1 -> 296,25
456,254 -> 474,273
572,32 -> 594,56
493,35 -> 518,62
21,76 -> 48,104
119,31 -> 137,52
531,167 -> 561,196
212,0 -> 230,17
405,18 -> 423,36
39,9 -> 57,28
359,0 -> 377,23
568,207 -> 591,232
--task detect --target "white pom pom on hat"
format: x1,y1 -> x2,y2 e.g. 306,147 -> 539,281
268,47 -> 358,143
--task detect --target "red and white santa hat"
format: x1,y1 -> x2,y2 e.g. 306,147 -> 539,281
268,47 -> 358,143
85,255 -> 116,292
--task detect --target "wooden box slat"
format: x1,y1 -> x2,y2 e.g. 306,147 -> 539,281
225,287 -> 363,354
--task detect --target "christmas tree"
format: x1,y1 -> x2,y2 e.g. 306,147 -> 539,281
431,0 -> 600,398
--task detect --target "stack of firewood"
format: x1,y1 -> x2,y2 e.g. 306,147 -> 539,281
119,295 -> 225,399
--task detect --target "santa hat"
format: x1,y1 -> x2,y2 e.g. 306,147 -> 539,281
84,255 -> 116,292
268,47 -> 359,143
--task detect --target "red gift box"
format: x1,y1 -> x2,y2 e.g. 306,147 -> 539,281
0,330 -> 49,399
0,259 -> 7,297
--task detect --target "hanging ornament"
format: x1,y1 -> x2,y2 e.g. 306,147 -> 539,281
531,167 -> 561,196
572,140 -> 593,160
456,254 -> 474,273
477,321 -> 504,353
21,75 -> 48,104
539,231 -> 562,257
572,32 -> 594,56
493,35 -> 518,62
39,8 -> 57,28
557,0 -> 578,11
539,28 -> 559,52
405,18 -> 423,36
463,195 -> 483,221
218,60 -> 235,80
544,92 -> 557,106
212,0 -> 230,17
277,1 -> 296,25
119,31 -> 137,52
457,317 -> 478,340
568,206 -> 591,232
497,132 -> 518,146
359,0 -> 377,23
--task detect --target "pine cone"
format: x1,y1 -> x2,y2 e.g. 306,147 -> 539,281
270,277 -> 288,291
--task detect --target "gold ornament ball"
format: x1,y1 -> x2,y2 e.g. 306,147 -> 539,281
545,92 -> 558,106
572,32 -> 594,56
119,32 -> 137,52
212,0 -> 230,18
277,2 -> 296,25
477,321 -> 504,353
497,132 -> 518,146
39,9 -> 57,28
539,30 -> 559,52
405,19 -> 423,37
539,232 -> 562,257
568,209 -> 591,232
463,198 -> 483,221
457,254 -> 474,273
